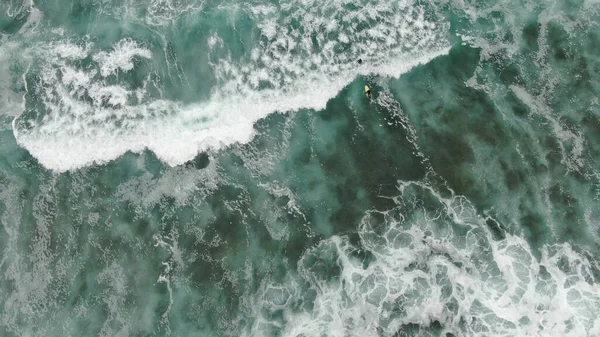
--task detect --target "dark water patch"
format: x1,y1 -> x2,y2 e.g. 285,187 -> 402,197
300,240 -> 342,283
522,19 -> 540,51
428,129 -> 475,163
185,152 -> 211,169
394,322 -> 420,336
503,169 -> 521,191
283,231 -> 321,269
313,90 -> 426,233
546,21 -> 572,62
203,186 -> 250,241
243,85 -> 430,240
486,217 -> 507,241
499,157 -> 527,192
540,135 -> 563,169
68,0 -> 96,19
37,0 -> 102,38
393,320 -> 444,337
547,183 -> 576,208
581,114 -> 600,160
346,231 -> 376,269
387,39 -> 596,250
0,130 -> 46,174
547,182 -> 589,243
420,128 -> 477,198
138,150 -> 167,176
388,46 -> 513,202
187,244 -> 227,285
499,62 -> 522,85
77,151 -> 147,190
519,211 -> 550,248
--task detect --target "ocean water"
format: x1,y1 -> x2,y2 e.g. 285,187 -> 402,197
1,0 -> 600,335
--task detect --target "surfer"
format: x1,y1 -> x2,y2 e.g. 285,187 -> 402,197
357,59 -> 371,98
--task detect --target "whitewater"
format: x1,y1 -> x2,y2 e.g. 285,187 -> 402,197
9,0 -> 449,172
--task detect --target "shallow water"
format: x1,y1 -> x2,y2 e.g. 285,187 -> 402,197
1,0 -> 600,336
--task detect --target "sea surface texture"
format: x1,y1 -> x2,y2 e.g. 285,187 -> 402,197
1,0 -> 600,336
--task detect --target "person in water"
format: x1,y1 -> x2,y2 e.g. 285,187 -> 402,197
358,59 -> 372,98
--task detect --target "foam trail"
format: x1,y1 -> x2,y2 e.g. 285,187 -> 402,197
12,0 -> 451,172
14,48 -> 448,172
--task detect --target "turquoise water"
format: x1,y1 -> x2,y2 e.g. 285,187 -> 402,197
1,0 -> 600,336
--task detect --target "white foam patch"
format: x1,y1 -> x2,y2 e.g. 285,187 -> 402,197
54,42 -> 90,61
243,182 -> 600,337
12,0 -> 450,172
92,39 -> 152,77
15,48 -> 448,172
207,32 -> 224,51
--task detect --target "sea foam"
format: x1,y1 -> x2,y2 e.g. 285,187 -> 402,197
12,0 -> 450,172
244,181 -> 600,337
